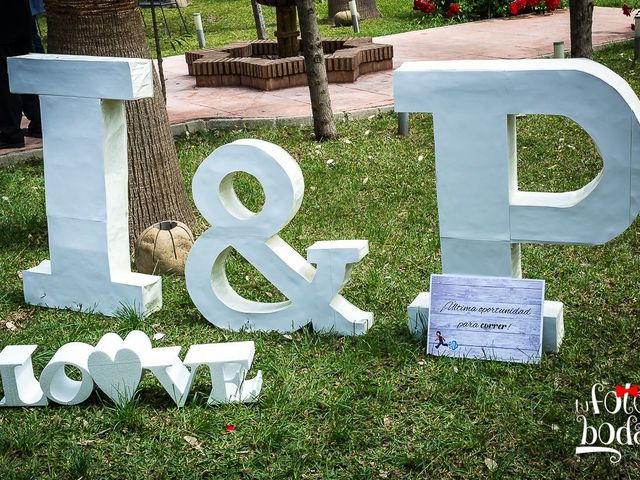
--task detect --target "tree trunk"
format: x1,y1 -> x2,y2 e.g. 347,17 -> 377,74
328,0 -> 381,24
251,0 -> 268,40
275,4 -> 300,58
45,0 -> 196,246
297,0 -> 338,140
569,0 -> 593,58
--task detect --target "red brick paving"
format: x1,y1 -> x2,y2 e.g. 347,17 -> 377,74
164,7 -> 633,124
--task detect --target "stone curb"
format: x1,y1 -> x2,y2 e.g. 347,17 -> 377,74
0,147 -> 43,167
174,105 -> 395,136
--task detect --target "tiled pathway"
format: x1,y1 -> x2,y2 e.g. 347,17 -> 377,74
164,7 -> 633,123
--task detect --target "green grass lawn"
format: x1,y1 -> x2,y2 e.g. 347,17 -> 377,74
137,0 -> 451,56
1,41 -> 640,478
594,0 -> 628,7
36,0 -> 450,58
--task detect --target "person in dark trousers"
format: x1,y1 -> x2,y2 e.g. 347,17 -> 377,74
30,0 -> 46,54
0,0 -> 42,150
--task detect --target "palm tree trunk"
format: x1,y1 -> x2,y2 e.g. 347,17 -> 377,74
297,0 -> 338,140
45,0 -> 196,246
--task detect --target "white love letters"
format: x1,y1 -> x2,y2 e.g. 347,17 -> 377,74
7,54 -> 162,317
0,331 -> 262,408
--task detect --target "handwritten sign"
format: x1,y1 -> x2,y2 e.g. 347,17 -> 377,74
427,274 -> 544,364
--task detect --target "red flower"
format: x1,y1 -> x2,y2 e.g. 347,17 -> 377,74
623,4 -> 632,16
527,0 -> 542,6
225,424 -> 235,432
420,1 -> 436,13
445,3 -> 460,17
413,0 -> 436,13
545,0 -> 559,10
509,1 -> 519,14
516,0 -> 527,10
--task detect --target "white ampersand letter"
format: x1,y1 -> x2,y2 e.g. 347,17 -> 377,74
185,139 -> 373,335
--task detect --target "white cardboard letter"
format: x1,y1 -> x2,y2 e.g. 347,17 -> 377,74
185,139 -> 373,335
1,332 -> 263,408
0,345 -> 47,406
394,59 -> 640,277
39,342 -> 94,405
8,54 -> 162,317
183,341 -> 262,404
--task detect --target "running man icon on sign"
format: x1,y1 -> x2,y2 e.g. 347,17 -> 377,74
434,331 -> 448,349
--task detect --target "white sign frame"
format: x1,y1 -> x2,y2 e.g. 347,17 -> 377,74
427,274 -> 544,364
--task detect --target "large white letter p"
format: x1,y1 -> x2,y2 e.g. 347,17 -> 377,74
395,59 -> 639,276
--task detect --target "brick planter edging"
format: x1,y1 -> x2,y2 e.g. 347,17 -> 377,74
185,38 -> 394,91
